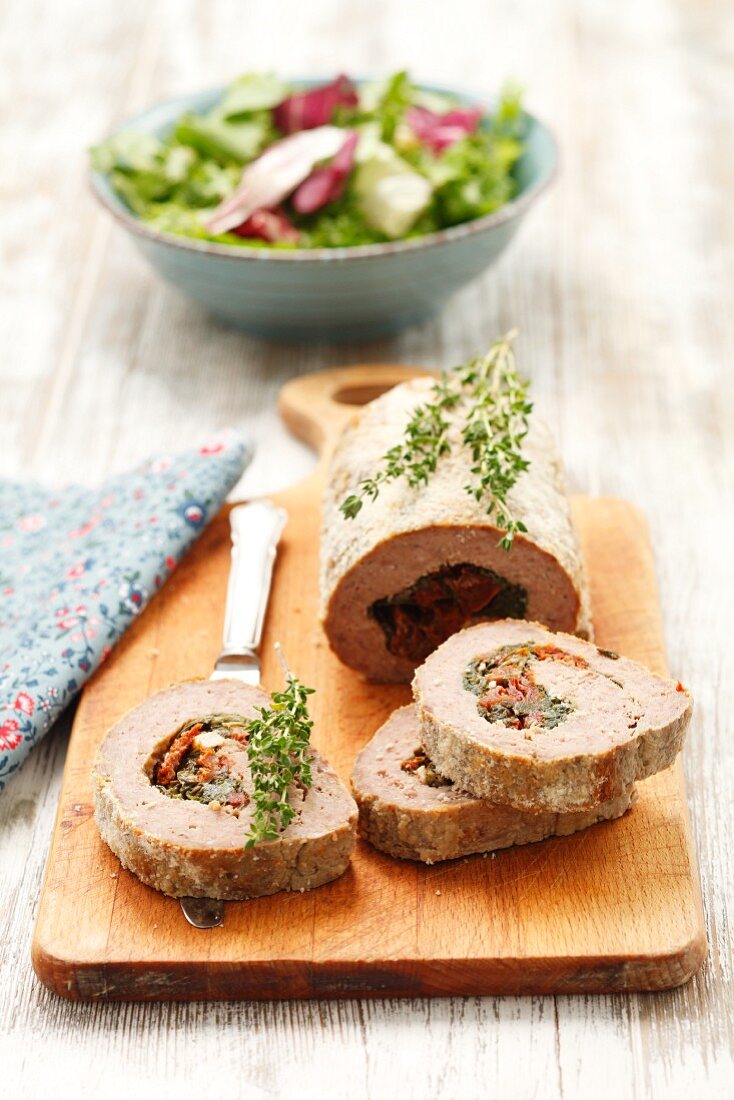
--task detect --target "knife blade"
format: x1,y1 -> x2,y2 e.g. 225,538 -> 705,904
179,500 -> 287,929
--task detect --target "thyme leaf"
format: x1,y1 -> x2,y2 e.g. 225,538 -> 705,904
340,331 -> 532,549
245,645 -> 315,847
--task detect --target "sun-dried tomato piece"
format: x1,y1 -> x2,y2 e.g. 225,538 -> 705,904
156,723 -> 202,786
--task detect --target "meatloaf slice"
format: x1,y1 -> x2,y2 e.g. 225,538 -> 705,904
413,620 -> 692,814
321,377 -> 592,683
92,679 -> 357,900
352,706 -> 636,863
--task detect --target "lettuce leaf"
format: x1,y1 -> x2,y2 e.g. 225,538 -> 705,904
90,130 -> 163,174
373,71 -> 414,142
91,134 -> 200,213
219,73 -> 289,117
173,110 -> 272,164
420,132 -> 522,225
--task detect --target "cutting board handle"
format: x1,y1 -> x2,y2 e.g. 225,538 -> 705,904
278,363 -> 430,460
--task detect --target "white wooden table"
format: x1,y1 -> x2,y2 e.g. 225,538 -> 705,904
1,0 -> 732,1095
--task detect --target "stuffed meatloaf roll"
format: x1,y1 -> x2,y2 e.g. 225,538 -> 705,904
321,377 -> 591,683
92,679 -> 357,900
352,706 -> 636,863
413,620 -> 692,815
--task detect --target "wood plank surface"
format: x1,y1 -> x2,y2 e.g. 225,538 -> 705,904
2,0 -> 733,1094
31,366 -> 705,1000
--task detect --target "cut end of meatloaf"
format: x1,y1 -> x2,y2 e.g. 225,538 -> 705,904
92,679 -> 357,900
412,620 -> 692,814
323,525 -> 590,684
320,379 -> 592,684
351,706 -> 636,863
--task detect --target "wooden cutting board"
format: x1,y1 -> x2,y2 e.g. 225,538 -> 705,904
32,365 -> 706,1001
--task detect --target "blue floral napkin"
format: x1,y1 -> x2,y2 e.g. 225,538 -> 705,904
0,430 -> 250,791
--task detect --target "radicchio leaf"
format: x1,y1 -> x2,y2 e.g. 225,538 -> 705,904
205,126 -> 346,235
231,208 -> 301,244
274,75 -> 358,134
406,105 -> 483,154
292,130 -> 358,214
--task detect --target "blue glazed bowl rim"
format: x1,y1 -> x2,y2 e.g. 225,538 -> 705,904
89,78 -> 558,263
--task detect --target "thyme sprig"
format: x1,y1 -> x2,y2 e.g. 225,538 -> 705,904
340,332 -> 533,550
245,644 -> 315,847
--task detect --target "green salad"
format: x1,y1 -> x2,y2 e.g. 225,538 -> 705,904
91,72 -> 526,250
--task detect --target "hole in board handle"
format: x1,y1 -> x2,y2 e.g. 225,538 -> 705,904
332,383 -> 398,407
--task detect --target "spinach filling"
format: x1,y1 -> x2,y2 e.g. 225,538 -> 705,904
154,713 -> 251,811
370,562 -> 527,663
463,642 -> 588,730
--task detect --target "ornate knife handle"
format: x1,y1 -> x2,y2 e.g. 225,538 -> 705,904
220,500 -> 287,657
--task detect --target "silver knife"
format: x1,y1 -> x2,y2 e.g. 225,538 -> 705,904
179,500 -> 287,929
